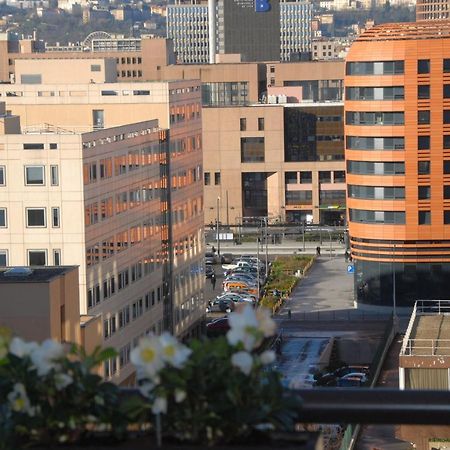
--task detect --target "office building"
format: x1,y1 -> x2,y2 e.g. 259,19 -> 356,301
416,0 -> 450,20
345,21 -> 450,308
167,0 -> 311,64
0,73 -> 205,383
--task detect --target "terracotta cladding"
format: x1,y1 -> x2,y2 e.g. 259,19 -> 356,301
345,23 -> 450,262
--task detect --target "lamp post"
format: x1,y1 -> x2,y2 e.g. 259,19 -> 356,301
302,220 -> 306,252
216,196 -> 221,256
392,242 -> 397,328
328,229 -> 332,259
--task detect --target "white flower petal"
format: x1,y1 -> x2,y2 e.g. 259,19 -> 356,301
260,350 -> 276,365
174,389 -> 186,403
151,396 -> 168,414
231,351 -> 253,376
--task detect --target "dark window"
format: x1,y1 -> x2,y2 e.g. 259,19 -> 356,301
418,59 -> 430,74
214,172 -> 221,185
240,118 -> 246,131
445,136 -> 450,149
285,172 -> 297,184
204,172 -> 210,186
445,161 -> 450,174
419,211 -> 431,225
444,186 -> 450,199
445,211 -> 450,224
346,60 -> 404,75
418,110 -> 430,125
258,117 -> 265,131
23,143 -> 44,150
444,85 -> 450,98
21,74 -> 42,84
26,208 -> 46,227
346,136 -> 405,150
49,143 -> 58,150
444,110 -> 450,124
300,171 -> 312,183
418,85 -> 430,100
418,186 -> 431,199
444,59 -> 450,73
0,209 -> 6,227
241,137 -> 264,162
0,251 -> 6,266
418,136 -> 430,150
28,250 -> 46,265
91,64 -> 101,72
418,161 -> 430,175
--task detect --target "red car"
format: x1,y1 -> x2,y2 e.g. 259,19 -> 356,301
205,317 -> 230,336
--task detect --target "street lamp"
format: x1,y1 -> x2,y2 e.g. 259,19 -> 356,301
216,196 -> 221,256
392,242 -> 398,328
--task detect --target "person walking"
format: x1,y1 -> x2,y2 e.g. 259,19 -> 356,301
211,273 -> 216,290
316,246 -> 321,256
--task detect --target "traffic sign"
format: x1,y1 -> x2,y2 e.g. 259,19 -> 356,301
347,264 -> 355,274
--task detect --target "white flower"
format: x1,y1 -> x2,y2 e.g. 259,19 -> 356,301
256,308 -> 277,338
9,337 -> 39,359
130,335 -> 164,379
259,350 -> 276,365
7,383 -> 36,417
54,373 -> 73,390
159,332 -> 192,368
30,339 -> 65,376
151,396 -> 168,414
139,381 -> 156,399
174,389 -> 187,403
231,351 -> 254,376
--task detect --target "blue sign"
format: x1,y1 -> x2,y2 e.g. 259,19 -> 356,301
347,264 -> 355,274
255,0 -> 271,12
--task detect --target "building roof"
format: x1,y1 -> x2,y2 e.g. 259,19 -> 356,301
356,20 -> 450,42
0,266 -> 78,283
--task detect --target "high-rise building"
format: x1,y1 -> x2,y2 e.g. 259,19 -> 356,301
416,0 -> 450,20
345,21 -> 450,309
167,0 -> 312,64
0,73 -> 205,383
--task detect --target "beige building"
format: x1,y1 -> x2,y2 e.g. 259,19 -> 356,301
0,266 -> 81,344
0,77 -> 205,383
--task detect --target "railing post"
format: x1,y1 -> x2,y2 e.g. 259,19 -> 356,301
432,340 -> 435,355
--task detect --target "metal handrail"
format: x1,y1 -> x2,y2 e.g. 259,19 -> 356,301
403,338 -> 450,356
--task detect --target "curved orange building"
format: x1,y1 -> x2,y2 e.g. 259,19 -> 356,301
345,21 -> 450,307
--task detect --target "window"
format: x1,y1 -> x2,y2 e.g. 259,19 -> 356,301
346,60 -> 404,75
258,117 -> 265,131
0,250 -> 7,266
347,161 -> 405,175
445,211 -> 450,224
91,64 -> 101,72
28,250 -> 46,265
214,172 -> 221,185
241,137 -> 265,162
26,208 -> 46,227
418,85 -> 430,100
50,143 -> 58,150
346,111 -> 404,125
0,166 -> 5,186
0,208 -> 6,227
445,85 -> 450,98
349,209 -> 405,224
419,211 -> 431,225
445,136 -> 450,149
346,136 -> 404,150
418,59 -> 430,74
444,186 -> 450,200
418,111 -> 430,125
21,74 -> 42,84
204,172 -> 210,186
444,111 -> 450,124
418,161 -> 430,175
51,207 -> 60,228
444,59 -> 450,73
53,249 -> 61,265
418,136 -> 430,150
418,186 -> 431,199
23,143 -> 44,150
345,86 -> 404,101
240,118 -> 246,131
50,166 -> 59,186
445,161 -> 450,174
25,166 -> 45,185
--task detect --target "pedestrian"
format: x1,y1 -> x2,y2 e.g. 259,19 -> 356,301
345,250 -> 349,262
211,273 -> 216,290
316,246 -> 321,256
211,245 -> 216,254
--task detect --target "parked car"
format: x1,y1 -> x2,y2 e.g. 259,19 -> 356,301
337,373 -> 368,387
206,298 -> 235,314
205,317 -> 230,336
205,252 -> 220,264
220,253 -> 234,264
333,365 -> 370,378
205,265 -> 215,279
216,292 -> 255,304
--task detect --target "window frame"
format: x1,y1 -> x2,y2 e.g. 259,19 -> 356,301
27,249 -> 47,266
51,207 -> 60,228
50,165 -> 59,186
25,165 -> 45,186
0,166 -> 5,186
26,207 -> 46,228
0,249 -> 7,266
0,208 -> 6,228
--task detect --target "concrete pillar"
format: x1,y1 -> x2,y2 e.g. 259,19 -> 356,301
208,0 -> 216,64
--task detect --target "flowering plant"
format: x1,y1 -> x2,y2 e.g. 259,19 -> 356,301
0,328 -> 133,450
132,305 -> 301,446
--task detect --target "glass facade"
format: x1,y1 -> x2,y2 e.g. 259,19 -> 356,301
202,82 -> 249,107
347,161 -> 405,175
346,136 -> 405,150
284,79 -> 343,102
348,185 -> 405,200
349,209 -> 405,224
242,173 -> 267,217
284,108 -> 316,161
346,111 -> 404,126
355,259 -> 450,307
346,87 -> 404,101
241,137 -> 265,162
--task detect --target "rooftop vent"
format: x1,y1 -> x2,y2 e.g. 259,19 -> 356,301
3,267 -> 33,277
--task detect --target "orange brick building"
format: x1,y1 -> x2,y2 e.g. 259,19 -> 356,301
345,21 -> 450,308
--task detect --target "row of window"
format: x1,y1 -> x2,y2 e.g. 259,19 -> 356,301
350,208 -> 450,225
347,135 -> 450,151
0,248 -> 60,267
348,160 -> 450,176
285,170 -> 346,184
204,172 -> 220,186
346,59 -> 450,76
346,111 -> 404,126
0,165 -> 59,187
0,207 -> 59,228
348,185 -> 405,200
169,104 -> 201,125
240,117 -> 265,131
346,86 -> 404,101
